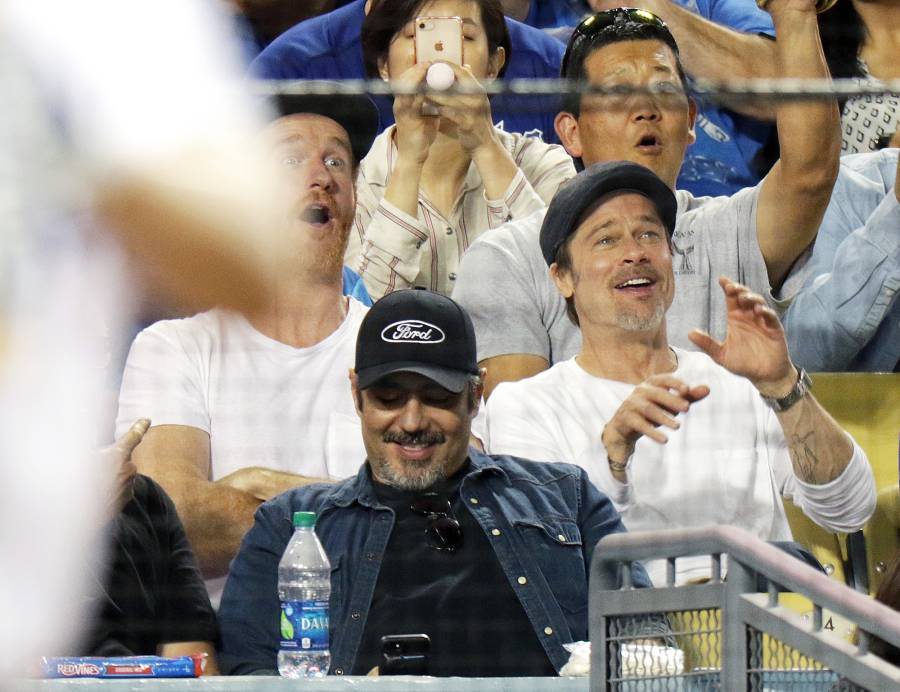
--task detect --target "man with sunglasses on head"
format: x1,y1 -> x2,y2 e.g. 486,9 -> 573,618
453,3 -> 839,399
217,288 -> 651,676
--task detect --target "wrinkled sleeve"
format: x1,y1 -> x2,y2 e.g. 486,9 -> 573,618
218,500 -> 292,675
765,406 -> 876,533
115,324 -> 209,439
484,142 -> 574,227
782,192 -> 900,371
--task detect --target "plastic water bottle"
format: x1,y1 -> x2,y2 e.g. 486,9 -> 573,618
277,511 -> 331,678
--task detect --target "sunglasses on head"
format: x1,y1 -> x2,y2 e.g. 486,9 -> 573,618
561,8 -> 675,78
410,493 -> 463,553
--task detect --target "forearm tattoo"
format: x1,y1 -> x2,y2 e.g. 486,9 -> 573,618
788,429 -> 822,482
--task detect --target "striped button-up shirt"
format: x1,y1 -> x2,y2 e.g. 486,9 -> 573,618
347,125 -> 575,299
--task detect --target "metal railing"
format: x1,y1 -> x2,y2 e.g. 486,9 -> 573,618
589,526 -> 900,691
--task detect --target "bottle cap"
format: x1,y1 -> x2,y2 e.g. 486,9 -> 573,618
292,511 -> 317,528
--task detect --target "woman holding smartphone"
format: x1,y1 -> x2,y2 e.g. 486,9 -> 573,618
350,0 -> 574,299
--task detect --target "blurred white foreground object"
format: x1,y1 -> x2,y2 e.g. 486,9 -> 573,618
0,0 -> 284,676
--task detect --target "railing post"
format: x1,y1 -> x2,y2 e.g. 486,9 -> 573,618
723,557 -> 757,691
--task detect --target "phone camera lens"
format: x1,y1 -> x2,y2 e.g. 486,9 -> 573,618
419,22 -> 425,28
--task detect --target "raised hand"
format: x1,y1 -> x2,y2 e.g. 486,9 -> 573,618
391,61 -> 441,165
103,418 -> 151,515
688,276 -> 797,397
602,374 -> 709,465
424,62 -> 497,155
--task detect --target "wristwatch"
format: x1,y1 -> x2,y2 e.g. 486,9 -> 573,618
761,368 -> 812,412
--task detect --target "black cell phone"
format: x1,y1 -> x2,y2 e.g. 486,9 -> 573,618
380,633 -> 430,675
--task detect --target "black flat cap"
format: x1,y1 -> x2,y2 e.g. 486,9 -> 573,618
272,91 -> 380,165
539,160 -> 677,266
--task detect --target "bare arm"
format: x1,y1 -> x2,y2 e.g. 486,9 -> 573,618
589,0 -> 779,120
755,0 -> 840,288
132,425 -> 324,579
480,354 -> 548,400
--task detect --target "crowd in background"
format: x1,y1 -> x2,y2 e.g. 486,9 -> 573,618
3,0 -> 897,680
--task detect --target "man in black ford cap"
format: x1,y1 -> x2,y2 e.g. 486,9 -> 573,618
115,91 -> 382,591
218,287 -> 654,676
481,161 -> 875,586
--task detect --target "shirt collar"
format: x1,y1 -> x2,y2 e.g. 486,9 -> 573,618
324,447 -> 510,510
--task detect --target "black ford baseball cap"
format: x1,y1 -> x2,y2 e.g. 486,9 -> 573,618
539,160 -> 677,266
272,90 -> 380,164
355,289 -> 479,393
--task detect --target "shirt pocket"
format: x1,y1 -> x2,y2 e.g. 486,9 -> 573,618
327,555 -> 345,628
325,412 -> 366,480
513,516 -> 586,614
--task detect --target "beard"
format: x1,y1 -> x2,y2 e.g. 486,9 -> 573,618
614,300 -> 667,332
289,208 -> 352,279
368,430 -> 455,491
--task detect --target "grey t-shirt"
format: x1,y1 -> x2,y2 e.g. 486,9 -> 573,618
452,185 -> 768,363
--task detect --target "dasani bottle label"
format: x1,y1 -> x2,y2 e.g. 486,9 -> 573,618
280,600 -> 329,651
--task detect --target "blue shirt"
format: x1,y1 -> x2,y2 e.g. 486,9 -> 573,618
341,266 -> 372,306
674,0 -> 776,197
218,450 -> 649,675
524,0 -> 590,29
250,0 -> 565,143
782,149 -> 900,372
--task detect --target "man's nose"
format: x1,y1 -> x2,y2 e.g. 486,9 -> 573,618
397,397 -> 426,432
621,236 -> 650,263
632,93 -> 662,121
305,158 -> 334,190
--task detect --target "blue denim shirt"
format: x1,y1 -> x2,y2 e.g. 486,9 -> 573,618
782,149 -> 900,372
218,450 -> 648,676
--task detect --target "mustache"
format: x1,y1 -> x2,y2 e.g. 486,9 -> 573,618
611,267 -> 661,285
383,430 -> 446,446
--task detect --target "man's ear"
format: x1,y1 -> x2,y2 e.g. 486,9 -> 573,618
487,47 -> 506,79
377,56 -> 390,82
549,261 -> 575,300
554,112 -> 584,159
686,97 -> 698,146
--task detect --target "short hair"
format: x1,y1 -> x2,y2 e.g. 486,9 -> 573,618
361,0 -> 511,80
561,11 -> 689,118
553,238 -> 580,328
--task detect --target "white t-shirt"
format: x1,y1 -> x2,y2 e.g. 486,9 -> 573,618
482,348 -> 875,584
116,300 -> 368,482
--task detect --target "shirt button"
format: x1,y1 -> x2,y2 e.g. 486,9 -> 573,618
446,227 -> 454,235
415,240 -> 423,249
448,273 -> 457,281
557,534 -> 566,542
517,576 -> 527,585
366,552 -> 376,561
491,529 -> 501,536
469,497 -> 479,505
544,627 -> 553,636
351,611 -> 361,620
335,668 -> 344,675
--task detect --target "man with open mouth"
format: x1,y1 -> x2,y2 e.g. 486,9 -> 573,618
114,91 -> 379,604
452,4 -> 840,400
480,160 -> 875,586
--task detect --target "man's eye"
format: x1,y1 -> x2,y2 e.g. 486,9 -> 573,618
325,157 -> 346,169
281,156 -> 301,168
640,230 -> 663,240
595,236 -> 614,247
